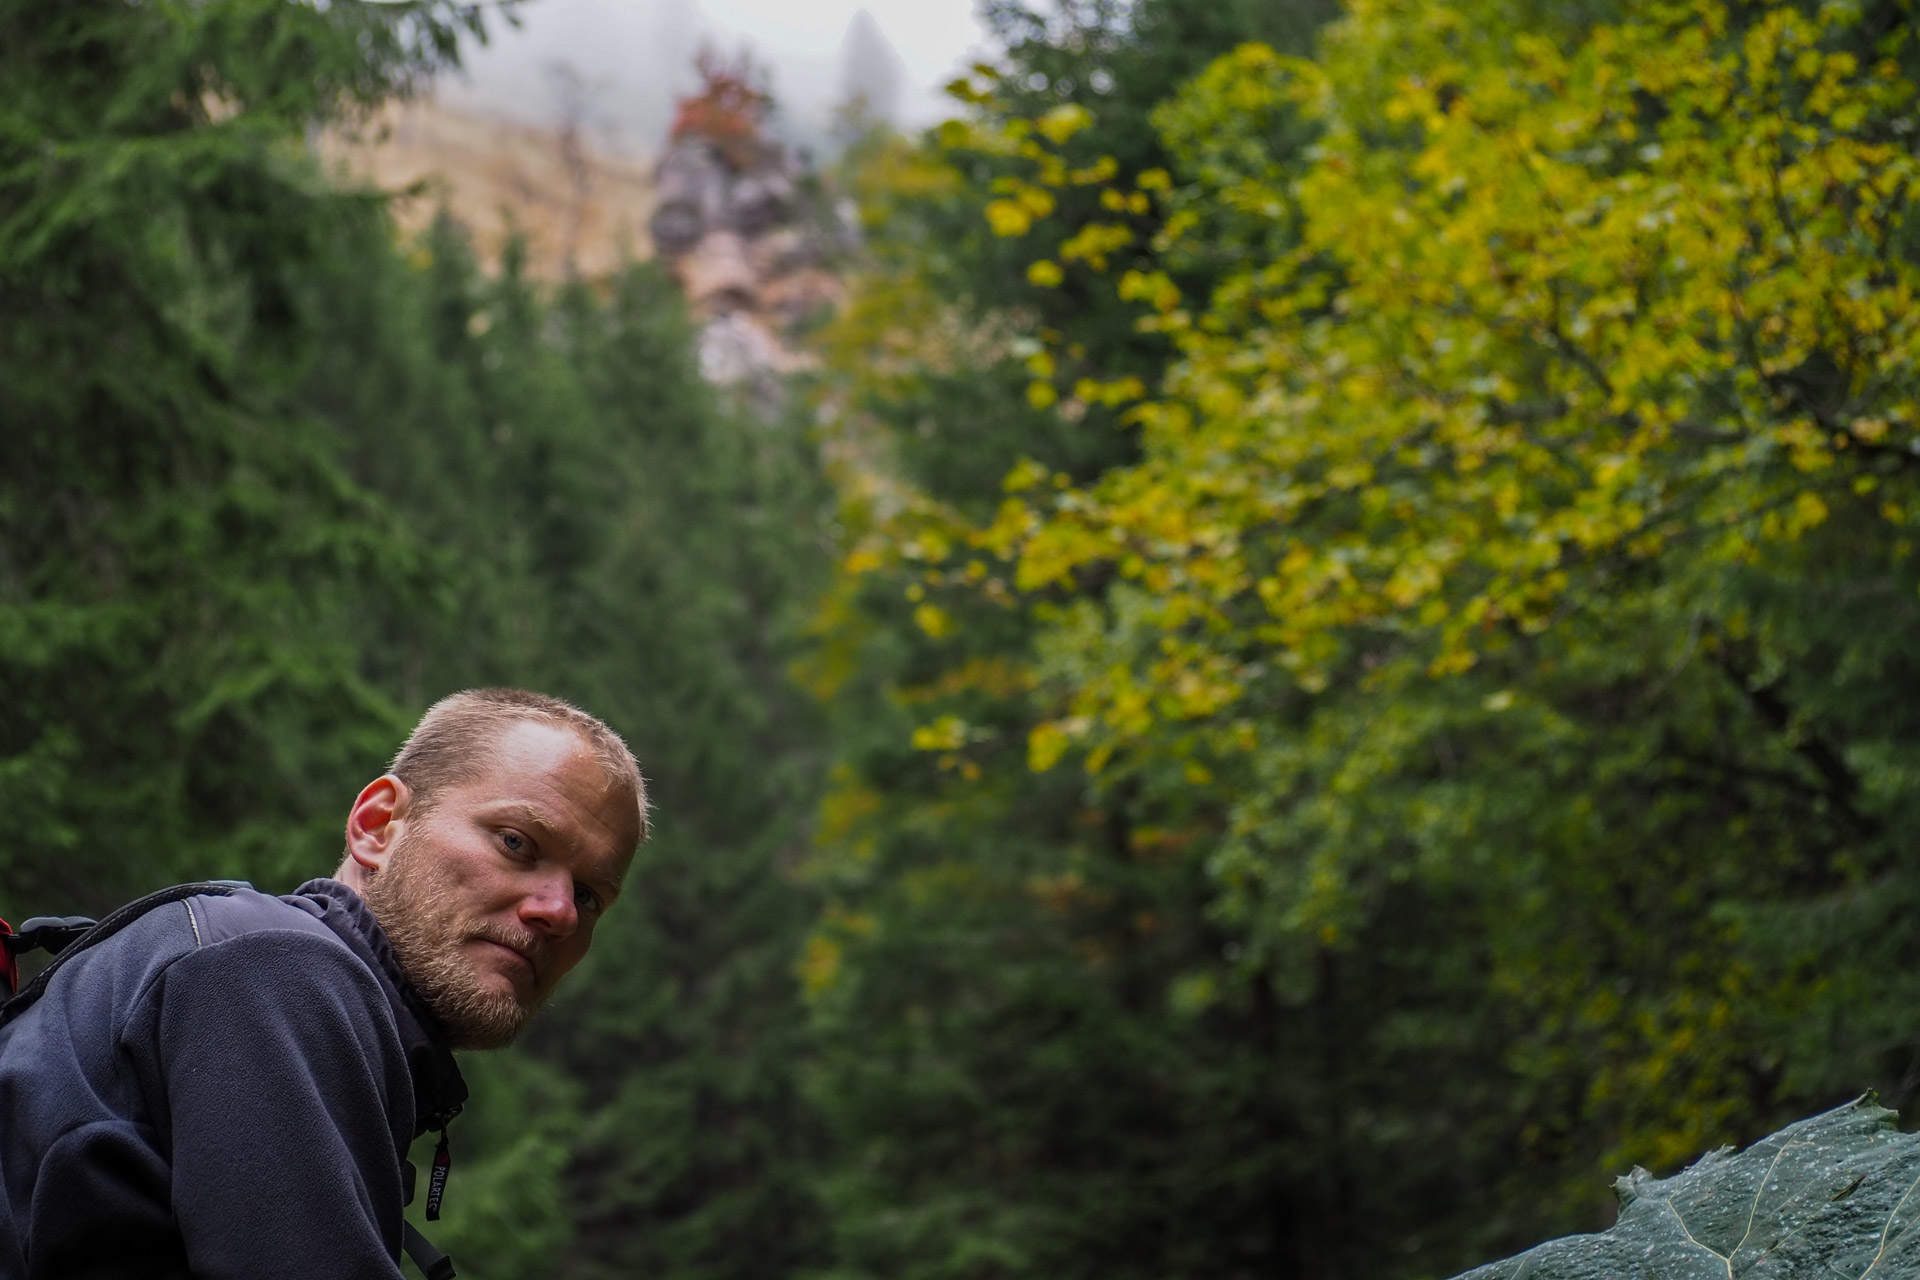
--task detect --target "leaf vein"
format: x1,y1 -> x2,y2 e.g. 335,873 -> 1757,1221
1858,1167 -> 1920,1280
1730,1142 -> 1806,1275
1667,1198 -> 1731,1266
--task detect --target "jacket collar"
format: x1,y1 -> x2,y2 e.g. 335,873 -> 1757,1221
289,878 -> 468,1135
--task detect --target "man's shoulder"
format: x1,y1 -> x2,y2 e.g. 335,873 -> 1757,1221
153,888 -> 395,1013
10,885 -> 367,1030
186,885 -> 344,950
71,884 -> 356,980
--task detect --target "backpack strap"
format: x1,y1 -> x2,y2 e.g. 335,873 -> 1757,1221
403,1221 -> 458,1279
402,1123 -> 461,1276
0,881 -> 251,1027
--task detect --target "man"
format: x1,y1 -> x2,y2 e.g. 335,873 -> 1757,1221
0,688 -> 647,1279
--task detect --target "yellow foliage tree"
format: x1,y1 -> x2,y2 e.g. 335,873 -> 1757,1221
999,0 -> 1919,760
807,0 -> 1920,1257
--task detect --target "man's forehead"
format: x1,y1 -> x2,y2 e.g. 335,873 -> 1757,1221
456,719 -> 613,800
479,718 -> 595,774
460,721 -> 641,852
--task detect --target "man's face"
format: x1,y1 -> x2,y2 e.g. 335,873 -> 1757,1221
362,720 -> 640,1049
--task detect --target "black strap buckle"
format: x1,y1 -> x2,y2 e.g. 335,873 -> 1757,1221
3,916 -> 97,958
0,915 -> 97,998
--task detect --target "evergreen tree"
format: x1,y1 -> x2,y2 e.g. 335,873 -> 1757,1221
295,214 -> 838,1280
2,7 -> 837,1277
0,0 -> 483,913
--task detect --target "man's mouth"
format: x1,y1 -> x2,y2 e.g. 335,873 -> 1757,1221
475,936 -> 540,981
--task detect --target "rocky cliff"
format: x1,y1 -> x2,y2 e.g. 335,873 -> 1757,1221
648,54 -> 854,410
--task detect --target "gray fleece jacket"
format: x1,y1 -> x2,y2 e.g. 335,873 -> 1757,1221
0,879 -> 466,1279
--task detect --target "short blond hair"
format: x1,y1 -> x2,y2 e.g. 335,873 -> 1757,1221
390,688 -> 649,844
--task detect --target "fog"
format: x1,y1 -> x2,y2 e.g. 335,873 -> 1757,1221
438,0 -> 991,157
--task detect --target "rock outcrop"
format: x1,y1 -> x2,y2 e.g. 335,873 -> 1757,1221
649,54 -> 853,413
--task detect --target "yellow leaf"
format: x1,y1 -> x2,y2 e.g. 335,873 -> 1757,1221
1017,186 -> 1057,218
1004,457 -> 1050,492
911,714 -> 967,750
914,603 -> 954,638
1035,103 -> 1095,144
798,934 -> 842,998
1070,157 -> 1120,185
985,199 -> 1033,237
1792,490 -> 1830,533
1029,721 -> 1070,771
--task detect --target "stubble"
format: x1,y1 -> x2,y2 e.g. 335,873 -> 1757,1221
361,827 -> 541,1050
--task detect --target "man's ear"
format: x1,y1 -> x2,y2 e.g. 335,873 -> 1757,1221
345,775 -> 412,876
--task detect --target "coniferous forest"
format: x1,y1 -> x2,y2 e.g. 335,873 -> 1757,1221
10,0 -> 1920,1277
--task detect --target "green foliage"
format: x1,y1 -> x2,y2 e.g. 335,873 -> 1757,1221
1,4 -> 832,1278
799,3 -> 1437,1279
302,215 -> 835,1280
808,0 -> 1920,1275
24,0 -> 1920,1277
407,1051 -> 582,1278
0,0 -> 479,910
979,0 -> 1920,1193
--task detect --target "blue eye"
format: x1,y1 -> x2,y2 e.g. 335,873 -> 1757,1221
574,883 -> 602,914
499,830 -> 530,856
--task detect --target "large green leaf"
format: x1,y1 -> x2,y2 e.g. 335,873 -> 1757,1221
1455,1098 -> 1920,1279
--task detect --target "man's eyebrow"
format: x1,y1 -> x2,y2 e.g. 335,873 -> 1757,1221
485,801 -> 558,834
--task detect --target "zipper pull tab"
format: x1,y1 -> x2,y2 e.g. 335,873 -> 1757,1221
425,1128 -> 452,1222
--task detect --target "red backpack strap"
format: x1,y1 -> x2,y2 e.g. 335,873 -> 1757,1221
1,919 -> 17,998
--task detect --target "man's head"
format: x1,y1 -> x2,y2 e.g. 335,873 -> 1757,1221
336,689 -> 648,1050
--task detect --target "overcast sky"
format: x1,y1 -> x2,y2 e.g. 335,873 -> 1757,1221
440,0 -> 993,156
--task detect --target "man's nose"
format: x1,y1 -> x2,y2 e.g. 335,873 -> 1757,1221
517,872 -> 578,939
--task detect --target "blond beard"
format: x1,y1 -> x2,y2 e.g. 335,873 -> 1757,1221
360,827 -> 543,1050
